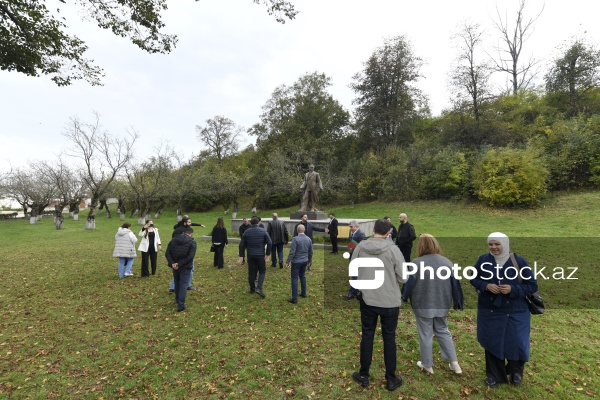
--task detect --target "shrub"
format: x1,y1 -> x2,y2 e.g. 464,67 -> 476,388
472,147 -> 548,207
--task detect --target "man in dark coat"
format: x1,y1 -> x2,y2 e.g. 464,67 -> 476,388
395,213 -> 416,262
238,217 -> 251,264
165,227 -> 197,312
267,213 -> 289,269
325,213 -> 339,254
238,217 -> 272,298
293,214 -> 325,243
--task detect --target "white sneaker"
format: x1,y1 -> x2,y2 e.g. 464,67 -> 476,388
449,362 -> 462,374
124,272 -> 134,277
417,361 -> 434,375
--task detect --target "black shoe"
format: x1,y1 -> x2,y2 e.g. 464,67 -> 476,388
168,289 -> 175,294
248,289 -> 255,294
177,305 -> 187,312
344,293 -> 356,300
279,261 -> 284,269
271,265 -> 277,268
255,289 -> 266,298
187,286 -> 197,291
485,377 -> 500,388
386,375 -> 403,391
300,294 -> 307,298
511,373 -> 523,385
352,372 -> 369,388
287,298 -> 297,304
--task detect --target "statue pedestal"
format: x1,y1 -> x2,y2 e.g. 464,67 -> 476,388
290,211 -> 328,220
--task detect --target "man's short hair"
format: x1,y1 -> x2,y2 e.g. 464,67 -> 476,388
348,220 -> 359,227
250,216 -> 260,225
330,213 -> 335,217
182,227 -> 194,235
374,219 -> 392,235
181,216 -> 190,224
297,224 -> 306,233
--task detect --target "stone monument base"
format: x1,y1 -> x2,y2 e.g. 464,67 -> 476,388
290,211 -> 328,220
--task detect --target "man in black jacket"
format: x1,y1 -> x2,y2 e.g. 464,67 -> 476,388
396,213 -> 416,262
166,227 -> 197,312
325,213 -> 339,254
293,214 -> 325,243
267,213 -> 288,269
238,217 -> 272,298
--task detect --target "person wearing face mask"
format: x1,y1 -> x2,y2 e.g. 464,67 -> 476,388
470,232 -> 538,389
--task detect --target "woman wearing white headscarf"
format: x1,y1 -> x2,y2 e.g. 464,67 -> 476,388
470,233 -> 538,388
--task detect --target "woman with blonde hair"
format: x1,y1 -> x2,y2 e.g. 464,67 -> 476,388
402,234 -> 462,375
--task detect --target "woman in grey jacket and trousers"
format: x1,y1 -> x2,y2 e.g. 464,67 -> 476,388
406,234 -> 462,375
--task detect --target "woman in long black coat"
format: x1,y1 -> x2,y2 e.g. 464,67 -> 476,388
470,232 -> 538,388
211,217 -> 228,269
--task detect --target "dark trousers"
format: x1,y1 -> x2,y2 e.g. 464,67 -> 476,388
213,244 -> 225,268
330,234 -> 338,253
247,255 -> 266,291
173,267 -> 192,309
400,246 -> 412,263
141,250 -> 157,276
271,242 -> 284,266
291,262 -> 307,300
485,350 -> 525,384
359,301 -> 400,381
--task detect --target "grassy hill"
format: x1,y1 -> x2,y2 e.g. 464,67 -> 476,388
0,191 -> 598,399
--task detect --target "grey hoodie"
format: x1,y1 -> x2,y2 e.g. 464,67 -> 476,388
351,237 -> 407,308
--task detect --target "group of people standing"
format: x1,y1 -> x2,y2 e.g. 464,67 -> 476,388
113,212 -> 538,391
349,218 -> 538,392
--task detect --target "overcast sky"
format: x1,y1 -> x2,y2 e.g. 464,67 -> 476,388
1,0 -> 598,171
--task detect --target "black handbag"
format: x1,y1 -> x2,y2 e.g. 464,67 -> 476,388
210,244 -> 216,252
510,253 -> 545,315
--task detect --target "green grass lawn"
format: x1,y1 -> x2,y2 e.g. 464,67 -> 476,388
1,192 -> 598,399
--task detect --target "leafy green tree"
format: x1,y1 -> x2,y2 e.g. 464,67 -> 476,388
534,115 -> 600,189
0,0 -> 297,85
545,38 -> 600,117
251,72 -> 350,165
420,148 -> 469,199
350,35 -> 428,152
472,146 -> 548,207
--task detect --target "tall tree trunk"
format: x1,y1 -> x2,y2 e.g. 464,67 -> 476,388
86,198 -> 98,230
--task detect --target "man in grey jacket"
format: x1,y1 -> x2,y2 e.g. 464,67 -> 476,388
285,224 -> 313,304
267,213 -> 289,269
350,219 -> 406,391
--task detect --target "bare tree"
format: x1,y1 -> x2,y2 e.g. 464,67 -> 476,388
450,22 -> 493,123
491,0 -> 544,95
32,158 -> 85,229
62,112 -> 138,230
195,116 -> 242,164
4,167 -> 54,224
125,143 -> 174,225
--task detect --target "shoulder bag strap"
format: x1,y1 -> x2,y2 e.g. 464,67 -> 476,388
509,252 -> 522,284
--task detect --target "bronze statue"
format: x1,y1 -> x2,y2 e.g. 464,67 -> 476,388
299,164 -> 323,212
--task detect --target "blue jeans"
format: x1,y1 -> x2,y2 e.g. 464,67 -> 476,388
359,301 -> 400,381
173,267 -> 192,309
170,263 -> 194,290
291,262 -> 307,300
271,242 -> 284,266
118,257 -> 134,278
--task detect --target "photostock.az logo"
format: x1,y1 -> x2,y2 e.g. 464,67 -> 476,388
347,254 -> 385,290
